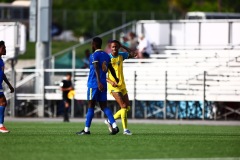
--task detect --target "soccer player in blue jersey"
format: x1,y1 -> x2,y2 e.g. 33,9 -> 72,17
76,37 -> 119,135
0,41 -> 14,133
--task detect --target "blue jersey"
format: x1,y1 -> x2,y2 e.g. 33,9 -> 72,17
87,49 -> 110,88
0,58 -> 4,92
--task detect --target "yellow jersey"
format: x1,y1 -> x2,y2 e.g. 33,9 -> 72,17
107,52 -> 129,92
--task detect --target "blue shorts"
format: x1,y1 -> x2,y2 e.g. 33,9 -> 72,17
87,88 -> 107,101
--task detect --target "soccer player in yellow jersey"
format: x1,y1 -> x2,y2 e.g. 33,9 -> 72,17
105,40 -> 137,135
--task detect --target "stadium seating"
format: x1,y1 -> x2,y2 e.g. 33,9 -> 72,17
12,48 -> 240,119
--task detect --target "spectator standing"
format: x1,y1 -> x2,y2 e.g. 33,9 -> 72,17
137,33 -> 153,58
127,32 -> 138,50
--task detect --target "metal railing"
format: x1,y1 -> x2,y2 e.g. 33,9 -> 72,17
43,21 -> 137,71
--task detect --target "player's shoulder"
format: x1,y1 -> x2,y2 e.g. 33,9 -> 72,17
119,52 -> 128,55
100,51 -> 110,59
95,50 -> 109,57
95,50 -> 106,54
119,52 -> 129,59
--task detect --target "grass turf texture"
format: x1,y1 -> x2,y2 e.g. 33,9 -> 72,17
0,122 -> 239,160
18,38 -> 110,60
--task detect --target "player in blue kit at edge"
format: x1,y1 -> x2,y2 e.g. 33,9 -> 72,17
76,37 -> 120,135
0,41 -> 14,133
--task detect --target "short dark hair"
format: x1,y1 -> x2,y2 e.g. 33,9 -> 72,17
111,40 -> 121,46
92,37 -> 102,48
0,41 -> 5,46
66,72 -> 72,76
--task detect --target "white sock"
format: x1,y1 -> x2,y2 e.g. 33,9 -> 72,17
112,122 -> 117,128
0,124 -> 3,127
84,127 -> 89,132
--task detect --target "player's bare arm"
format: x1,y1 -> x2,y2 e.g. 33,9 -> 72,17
93,62 -> 104,91
3,74 -> 14,93
61,87 -> 73,91
120,44 -> 137,58
107,78 -> 118,87
108,63 -> 119,83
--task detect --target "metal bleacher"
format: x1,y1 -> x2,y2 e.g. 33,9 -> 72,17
58,49 -> 240,119
12,49 -> 240,119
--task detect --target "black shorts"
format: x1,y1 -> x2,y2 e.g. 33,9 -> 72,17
142,52 -> 150,58
63,98 -> 71,104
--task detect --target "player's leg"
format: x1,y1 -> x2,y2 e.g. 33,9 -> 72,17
109,90 -> 130,120
122,92 -> 132,135
76,100 -> 95,135
103,91 -> 121,132
63,100 -> 70,122
0,95 -> 9,133
111,91 -> 121,120
110,92 -> 130,120
76,88 -> 96,135
123,93 -> 131,112
111,92 -> 131,134
99,90 -> 119,135
100,101 -> 119,135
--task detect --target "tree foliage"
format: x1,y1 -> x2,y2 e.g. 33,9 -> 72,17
51,0 -> 240,37
52,0 -> 240,13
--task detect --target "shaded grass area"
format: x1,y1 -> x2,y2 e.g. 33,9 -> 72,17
18,38 -> 111,60
18,41 -> 81,59
0,122 -> 240,160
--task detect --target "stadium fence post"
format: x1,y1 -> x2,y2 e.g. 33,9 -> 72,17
132,70 -> 136,119
112,30 -> 116,40
163,70 -> 167,120
71,48 -> 76,118
203,71 -> 206,120
42,64 -> 45,117
131,21 -> 136,33
10,59 -> 16,117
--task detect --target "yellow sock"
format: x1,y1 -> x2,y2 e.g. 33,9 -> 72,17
114,109 -> 121,120
114,106 -> 130,120
121,108 -> 127,129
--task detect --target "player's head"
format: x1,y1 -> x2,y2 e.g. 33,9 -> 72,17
110,40 -> 121,55
92,37 -> 102,52
0,41 -> 6,56
66,72 -> 72,80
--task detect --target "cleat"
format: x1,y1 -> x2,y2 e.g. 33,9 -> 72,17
104,119 -> 112,132
76,130 -> 90,135
123,130 -> 132,135
110,127 -> 119,135
0,126 -> 10,133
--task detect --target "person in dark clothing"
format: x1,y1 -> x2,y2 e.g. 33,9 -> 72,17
60,72 -> 73,122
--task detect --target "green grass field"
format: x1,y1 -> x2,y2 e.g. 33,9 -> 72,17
0,122 -> 240,160
18,41 -> 80,59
